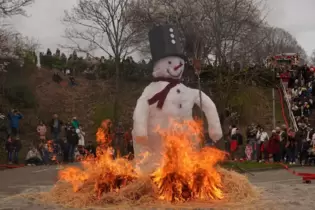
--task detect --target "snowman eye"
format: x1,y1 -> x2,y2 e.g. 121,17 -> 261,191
168,61 -> 172,64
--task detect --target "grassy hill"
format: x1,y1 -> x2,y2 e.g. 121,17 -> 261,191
0,68 -> 286,163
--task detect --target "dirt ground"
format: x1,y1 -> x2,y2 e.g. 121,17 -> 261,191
0,165 -> 315,210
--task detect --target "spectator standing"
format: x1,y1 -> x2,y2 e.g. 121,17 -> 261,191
256,127 -> 269,162
295,124 -> 308,164
280,70 -> 290,87
288,71 -> 295,89
268,130 -> 281,162
71,117 -> 80,130
114,122 -> 125,157
124,127 -> 134,160
77,125 -> 85,147
286,128 -> 296,165
36,121 -> 47,142
59,137 -> 69,163
39,141 -> 49,165
5,135 -> 14,164
225,125 -> 236,153
279,125 -> 288,161
246,123 -> 257,161
49,114 -> 63,142
13,136 -> 22,164
7,109 -> 23,136
230,128 -> 243,160
67,126 -> 79,162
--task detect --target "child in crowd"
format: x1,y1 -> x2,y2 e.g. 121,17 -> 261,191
37,121 -> 47,142
25,146 -> 43,166
245,142 -> 253,161
39,141 -> 50,164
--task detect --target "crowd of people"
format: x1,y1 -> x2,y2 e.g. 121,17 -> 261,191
4,64 -> 315,167
227,65 -> 315,165
0,111 -> 134,166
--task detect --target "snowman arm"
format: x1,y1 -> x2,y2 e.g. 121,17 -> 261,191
132,86 -> 151,137
194,90 -> 223,142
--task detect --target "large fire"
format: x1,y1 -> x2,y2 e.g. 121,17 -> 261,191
58,119 -> 227,203
151,120 -> 226,201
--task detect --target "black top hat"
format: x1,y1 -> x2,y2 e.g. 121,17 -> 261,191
148,25 -> 186,65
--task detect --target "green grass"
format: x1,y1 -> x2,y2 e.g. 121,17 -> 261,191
221,161 -> 295,171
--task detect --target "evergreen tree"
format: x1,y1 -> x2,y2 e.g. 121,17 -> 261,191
46,48 -> 52,56
55,48 -> 61,57
73,50 -> 78,60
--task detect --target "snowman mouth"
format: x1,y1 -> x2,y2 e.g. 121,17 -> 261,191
167,68 -> 182,78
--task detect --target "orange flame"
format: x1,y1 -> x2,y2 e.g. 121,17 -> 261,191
59,119 -> 226,202
151,120 -> 226,201
59,120 -> 137,197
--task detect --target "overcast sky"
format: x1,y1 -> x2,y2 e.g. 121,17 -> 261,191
8,0 -> 315,58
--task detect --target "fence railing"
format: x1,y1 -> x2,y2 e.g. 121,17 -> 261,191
280,80 -> 298,131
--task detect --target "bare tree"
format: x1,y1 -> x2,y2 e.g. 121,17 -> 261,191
0,0 -> 33,17
310,50 -> 315,65
0,0 -> 34,58
63,0 -> 138,122
127,0 -> 268,66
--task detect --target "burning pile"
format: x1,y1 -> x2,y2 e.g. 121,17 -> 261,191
43,119 -> 258,208
59,120 -> 137,197
151,120 -> 226,202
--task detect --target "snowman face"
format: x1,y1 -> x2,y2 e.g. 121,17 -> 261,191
153,56 -> 185,79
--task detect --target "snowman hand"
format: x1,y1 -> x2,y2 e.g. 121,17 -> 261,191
208,129 -> 222,143
135,136 -> 149,146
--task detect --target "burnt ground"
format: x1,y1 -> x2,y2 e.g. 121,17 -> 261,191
0,165 -> 315,210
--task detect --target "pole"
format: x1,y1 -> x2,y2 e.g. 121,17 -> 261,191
272,88 -> 276,128
272,68 -> 276,128
197,75 -> 205,148
197,74 -> 203,117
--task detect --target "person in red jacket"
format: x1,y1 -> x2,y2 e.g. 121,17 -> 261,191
280,70 -> 290,87
268,130 -> 281,162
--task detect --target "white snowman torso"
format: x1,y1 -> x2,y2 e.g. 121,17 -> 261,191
132,56 -> 222,174
148,82 -> 195,122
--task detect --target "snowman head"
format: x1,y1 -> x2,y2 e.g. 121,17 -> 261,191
152,56 -> 185,79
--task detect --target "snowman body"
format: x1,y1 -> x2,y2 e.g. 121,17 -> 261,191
133,56 -> 222,174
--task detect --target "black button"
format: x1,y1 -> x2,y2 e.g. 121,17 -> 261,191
179,104 -> 182,108
177,89 -> 180,93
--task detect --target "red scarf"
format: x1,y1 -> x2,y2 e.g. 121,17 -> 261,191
148,77 -> 180,109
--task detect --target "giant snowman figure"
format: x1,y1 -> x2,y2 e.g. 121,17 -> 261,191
132,25 -> 222,174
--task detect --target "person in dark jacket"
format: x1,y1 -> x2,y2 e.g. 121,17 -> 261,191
5,135 -> 14,164
230,128 -> 243,160
59,138 -> 69,163
114,122 -> 125,157
13,136 -> 22,164
67,126 -> 79,162
295,125 -> 308,163
50,114 -> 63,142
286,129 -> 296,164
246,123 -> 258,160
288,71 -> 295,89
124,127 -> 134,160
